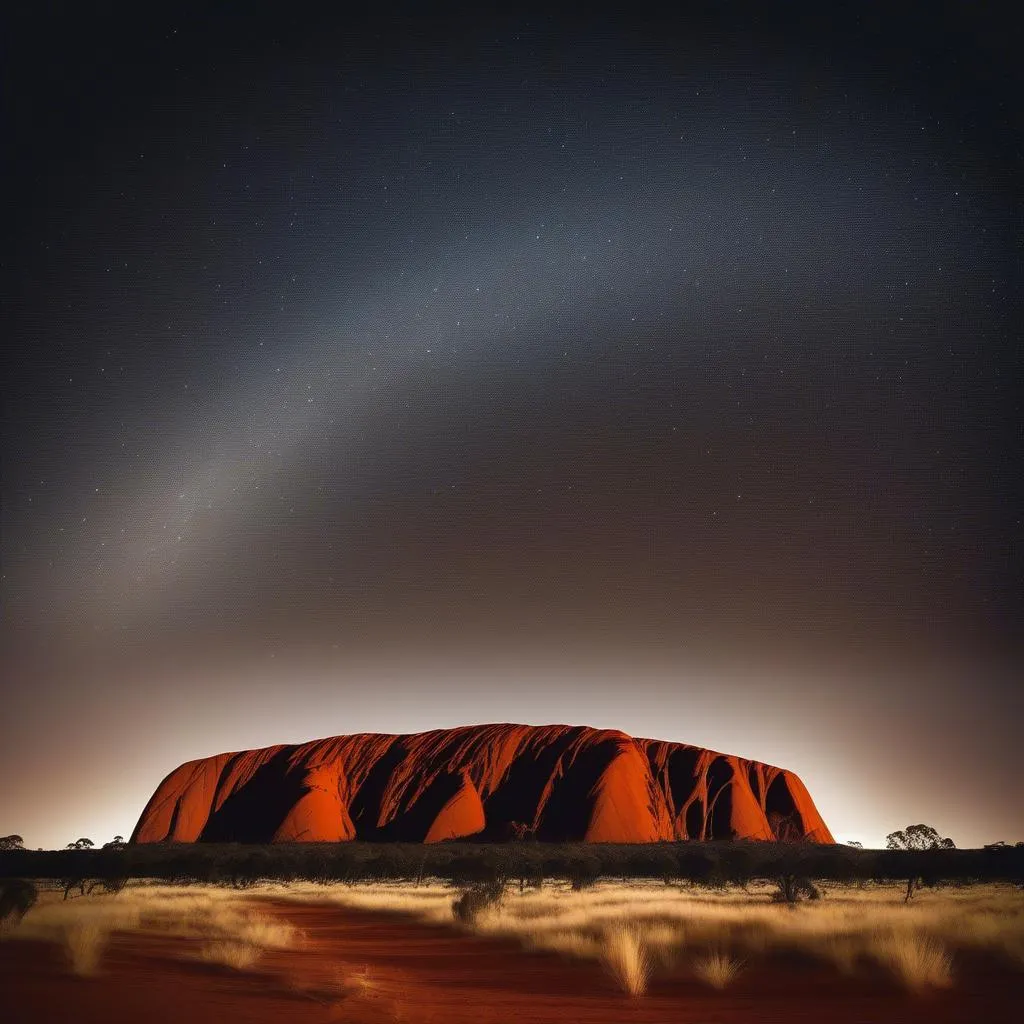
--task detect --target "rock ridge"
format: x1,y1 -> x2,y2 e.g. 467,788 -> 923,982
131,723 -> 834,844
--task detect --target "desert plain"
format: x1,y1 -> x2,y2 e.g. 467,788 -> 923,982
3,874 -> 1022,1023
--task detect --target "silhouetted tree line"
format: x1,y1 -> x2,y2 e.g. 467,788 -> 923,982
1,840 -> 1023,891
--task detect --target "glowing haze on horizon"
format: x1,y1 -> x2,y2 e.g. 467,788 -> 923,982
2,7 -> 1021,852
5,647 -> 1021,852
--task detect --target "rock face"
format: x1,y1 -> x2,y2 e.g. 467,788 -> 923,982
131,723 -> 834,845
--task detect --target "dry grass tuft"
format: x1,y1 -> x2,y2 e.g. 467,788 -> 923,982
527,928 -> 602,959
823,935 -> 861,976
214,909 -> 300,950
643,921 -> 686,970
63,921 -> 108,976
198,939 -> 261,970
871,930 -> 953,992
692,949 -> 744,989
599,922 -> 651,996
335,963 -> 378,998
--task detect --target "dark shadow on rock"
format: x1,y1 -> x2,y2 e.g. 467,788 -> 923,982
200,750 -> 309,843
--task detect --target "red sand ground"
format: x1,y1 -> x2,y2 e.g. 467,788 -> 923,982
3,900 -> 1020,1024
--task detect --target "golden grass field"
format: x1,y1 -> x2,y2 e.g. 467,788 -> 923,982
2,882 -> 300,976
262,876 -> 1024,995
3,876 -> 1023,997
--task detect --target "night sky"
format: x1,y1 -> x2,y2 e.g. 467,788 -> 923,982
2,4 -> 1021,851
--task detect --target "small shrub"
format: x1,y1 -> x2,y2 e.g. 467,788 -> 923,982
452,880 -> 505,923
87,877 -> 128,896
772,875 -> 821,904
0,879 -> 38,926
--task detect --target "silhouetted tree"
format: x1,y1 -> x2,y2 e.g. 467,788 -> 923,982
567,853 -> 602,891
59,837 -> 95,896
886,825 -> 955,852
87,876 -> 128,895
60,875 -> 87,900
0,835 -> 24,851
446,854 -> 502,886
721,847 -> 754,890
510,852 -> 544,894
886,824 -> 955,901
677,847 -> 717,887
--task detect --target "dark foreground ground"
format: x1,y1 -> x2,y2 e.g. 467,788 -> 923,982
2,898 -> 1020,1024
